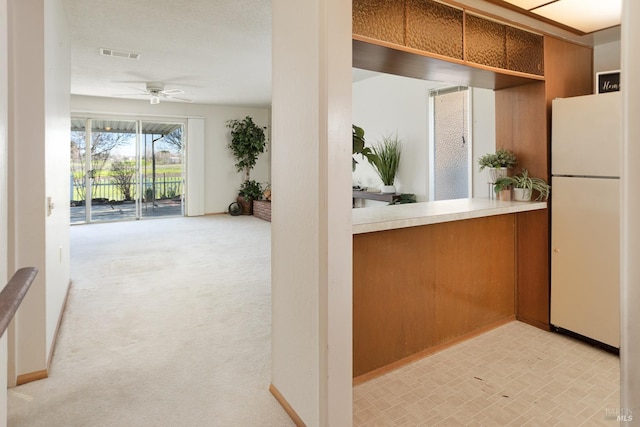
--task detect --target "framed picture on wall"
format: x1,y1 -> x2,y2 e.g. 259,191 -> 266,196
596,70 -> 621,94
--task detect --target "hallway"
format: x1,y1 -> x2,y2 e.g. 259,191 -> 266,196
8,216 -> 294,426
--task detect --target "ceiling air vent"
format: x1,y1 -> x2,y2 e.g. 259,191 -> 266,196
99,48 -> 140,60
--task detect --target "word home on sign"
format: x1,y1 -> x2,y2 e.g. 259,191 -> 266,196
597,70 -> 620,94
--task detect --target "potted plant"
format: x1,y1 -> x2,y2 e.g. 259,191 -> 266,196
368,133 -> 402,193
494,169 -> 550,201
352,124 -> 375,171
491,178 -> 512,201
478,148 -> 518,182
237,180 -> 264,214
227,116 -> 267,214
389,193 -> 417,205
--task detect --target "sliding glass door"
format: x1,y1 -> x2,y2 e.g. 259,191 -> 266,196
90,120 -> 138,222
70,120 -> 87,223
140,122 -> 184,218
70,118 -> 185,224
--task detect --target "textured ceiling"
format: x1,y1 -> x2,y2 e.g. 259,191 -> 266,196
63,0 -> 272,106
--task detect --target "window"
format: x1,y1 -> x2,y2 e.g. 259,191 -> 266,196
70,118 -> 185,224
429,87 -> 471,200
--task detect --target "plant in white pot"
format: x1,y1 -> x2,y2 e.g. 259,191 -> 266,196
368,134 -> 402,194
494,169 -> 550,201
478,148 -> 518,182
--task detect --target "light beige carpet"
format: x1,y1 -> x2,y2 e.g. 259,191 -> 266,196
8,215 -> 295,427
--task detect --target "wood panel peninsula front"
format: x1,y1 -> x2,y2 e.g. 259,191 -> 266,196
352,199 -> 546,381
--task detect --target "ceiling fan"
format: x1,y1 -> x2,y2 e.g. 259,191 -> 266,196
116,82 -> 193,104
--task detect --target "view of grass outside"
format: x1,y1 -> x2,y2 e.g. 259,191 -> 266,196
70,163 -> 184,202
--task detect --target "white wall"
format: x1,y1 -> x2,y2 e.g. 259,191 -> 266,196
352,73 -> 432,201
0,0 -> 9,422
471,87 -> 497,198
70,96 -> 270,214
44,0 -> 70,363
620,0 -> 640,418
0,335 -> 6,427
0,0 -> 7,282
352,75 -> 496,203
594,40 -> 621,74
6,0 -> 71,384
271,0 -> 352,424
8,0 -> 48,379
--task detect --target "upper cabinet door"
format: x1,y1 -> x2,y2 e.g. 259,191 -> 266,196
551,92 -> 621,177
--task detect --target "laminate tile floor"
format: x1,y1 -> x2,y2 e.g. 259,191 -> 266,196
353,321 -> 620,426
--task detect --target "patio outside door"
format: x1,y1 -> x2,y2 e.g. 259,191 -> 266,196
70,118 -> 185,224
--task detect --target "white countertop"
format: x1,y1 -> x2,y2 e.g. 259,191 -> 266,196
352,198 -> 547,234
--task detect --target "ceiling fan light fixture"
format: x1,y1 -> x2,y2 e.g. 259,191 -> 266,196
113,81 -> 192,103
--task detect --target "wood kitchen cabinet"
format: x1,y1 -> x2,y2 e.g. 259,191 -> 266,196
496,36 -> 593,329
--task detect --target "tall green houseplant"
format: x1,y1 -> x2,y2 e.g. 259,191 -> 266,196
227,116 -> 267,182
369,134 -> 402,193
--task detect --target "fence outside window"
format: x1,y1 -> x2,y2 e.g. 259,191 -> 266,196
71,175 -> 183,203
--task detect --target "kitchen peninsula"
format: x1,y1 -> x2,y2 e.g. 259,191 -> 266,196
352,199 -> 546,380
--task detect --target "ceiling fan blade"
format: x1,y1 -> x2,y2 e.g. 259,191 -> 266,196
113,93 -> 150,97
161,88 -> 184,95
112,87 -> 150,96
166,95 -> 193,103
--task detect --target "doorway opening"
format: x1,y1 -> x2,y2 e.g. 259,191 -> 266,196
70,118 -> 185,224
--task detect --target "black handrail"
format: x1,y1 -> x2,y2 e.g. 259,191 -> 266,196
0,267 -> 38,336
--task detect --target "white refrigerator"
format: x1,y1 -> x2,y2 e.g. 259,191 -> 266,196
550,91 -> 621,349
